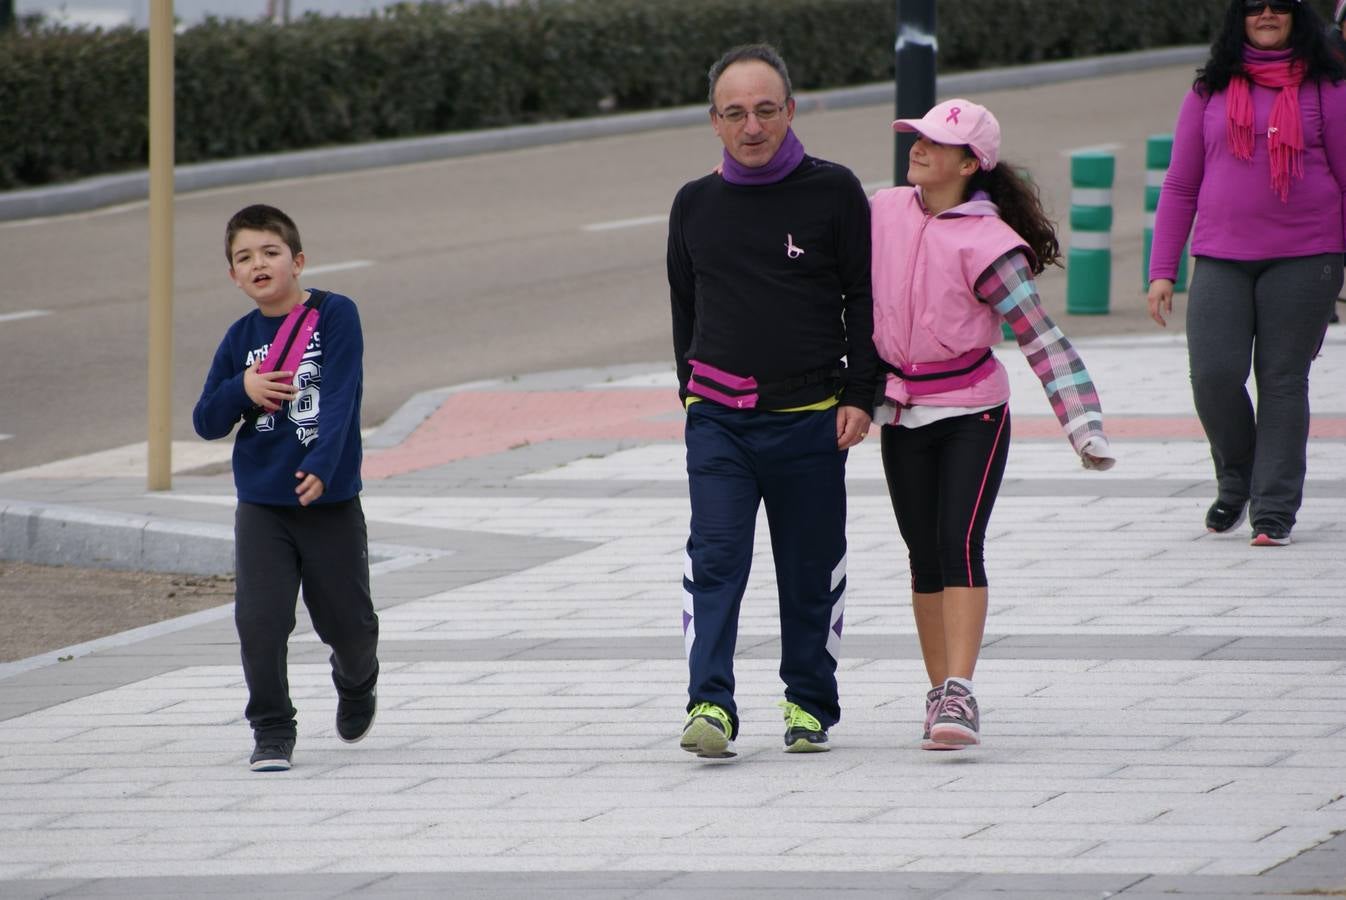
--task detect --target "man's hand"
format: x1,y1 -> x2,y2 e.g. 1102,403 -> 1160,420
294,471 -> 325,506
1147,279 -> 1175,328
243,363 -> 298,412
836,405 -> 872,450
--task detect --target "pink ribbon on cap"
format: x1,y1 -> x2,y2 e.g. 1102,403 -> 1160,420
946,106 -> 961,126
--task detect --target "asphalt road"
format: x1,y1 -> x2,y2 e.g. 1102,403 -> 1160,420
0,64 -> 1193,475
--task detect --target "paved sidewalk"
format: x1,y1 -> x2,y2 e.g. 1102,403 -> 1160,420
1,327 -> 1343,898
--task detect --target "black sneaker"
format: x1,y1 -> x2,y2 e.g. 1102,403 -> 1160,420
250,737 -> 295,772
336,689 -> 377,743
1251,526 -> 1292,547
779,700 -> 830,753
1205,498 -> 1247,534
680,702 -> 736,759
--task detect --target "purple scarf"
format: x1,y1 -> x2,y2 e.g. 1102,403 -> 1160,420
720,128 -> 806,185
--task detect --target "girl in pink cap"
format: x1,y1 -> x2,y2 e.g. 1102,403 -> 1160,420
870,98 -> 1114,750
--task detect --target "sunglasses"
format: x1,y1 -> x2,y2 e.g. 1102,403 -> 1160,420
1244,1 -> 1296,13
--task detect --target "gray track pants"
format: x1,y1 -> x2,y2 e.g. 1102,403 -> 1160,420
1186,254 -> 1341,530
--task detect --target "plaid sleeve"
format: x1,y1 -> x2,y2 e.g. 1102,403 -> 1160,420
974,250 -> 1105,454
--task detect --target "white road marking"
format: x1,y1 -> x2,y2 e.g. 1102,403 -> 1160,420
304,259 -> 374,276
0,309 -> 51,324
582,214 -> 666,232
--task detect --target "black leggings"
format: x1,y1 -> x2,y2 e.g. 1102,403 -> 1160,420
880,405 -> 1010,593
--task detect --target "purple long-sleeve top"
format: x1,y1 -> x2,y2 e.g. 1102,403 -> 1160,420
1149,66 -> 1346,282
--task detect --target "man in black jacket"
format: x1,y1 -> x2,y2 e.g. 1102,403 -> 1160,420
667,43 -> 879,760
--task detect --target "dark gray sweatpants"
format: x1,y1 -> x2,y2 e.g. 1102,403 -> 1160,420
234,497 -> 380,740
1186,254 -> 1341,531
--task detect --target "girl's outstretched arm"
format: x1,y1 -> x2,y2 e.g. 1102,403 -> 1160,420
976,250 -> 1115,470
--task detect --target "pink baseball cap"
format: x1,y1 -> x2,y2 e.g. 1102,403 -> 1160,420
893,98 -> 1001,170
1336,0 -> 1346,25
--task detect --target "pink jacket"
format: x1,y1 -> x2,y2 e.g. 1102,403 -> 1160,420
870,187 -> 1027,407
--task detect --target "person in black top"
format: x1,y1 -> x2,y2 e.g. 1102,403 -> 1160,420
668,43 -> 879,760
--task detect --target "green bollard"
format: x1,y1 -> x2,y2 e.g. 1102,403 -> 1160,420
1143,135 -> 1189,292
1067,151 -> 1114,315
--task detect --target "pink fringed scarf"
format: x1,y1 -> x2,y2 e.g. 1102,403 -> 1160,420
1227,57 -> 1306,202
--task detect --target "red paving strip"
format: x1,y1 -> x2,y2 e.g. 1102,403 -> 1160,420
362,389 -> 1346,478
363,389 -> 680,479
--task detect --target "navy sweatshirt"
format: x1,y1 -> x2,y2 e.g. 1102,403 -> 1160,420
667,155 -> 879,411
192,289 -> 363,505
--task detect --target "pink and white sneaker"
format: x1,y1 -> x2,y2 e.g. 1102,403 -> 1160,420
929,681 -> 980,747
921,685 -> 961,751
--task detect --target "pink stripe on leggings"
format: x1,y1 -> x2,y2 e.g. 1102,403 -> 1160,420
965,410 -> 1009,587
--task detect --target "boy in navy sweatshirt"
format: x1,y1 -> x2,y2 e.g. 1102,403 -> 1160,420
194,204 -> 379,772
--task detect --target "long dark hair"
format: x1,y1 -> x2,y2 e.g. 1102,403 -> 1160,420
965,162 -> 1061,275
1196,0 -> 1345,92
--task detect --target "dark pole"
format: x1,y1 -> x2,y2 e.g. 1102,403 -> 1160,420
894,0 -> 937,186
0,0 -> 15,32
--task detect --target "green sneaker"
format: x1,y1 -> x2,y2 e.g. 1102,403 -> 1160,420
779,700 -> 830,753
680,701 -> 736,758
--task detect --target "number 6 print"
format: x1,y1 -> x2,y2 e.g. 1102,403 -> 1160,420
288,359 -> 321,427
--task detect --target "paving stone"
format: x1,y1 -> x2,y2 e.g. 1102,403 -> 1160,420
4,316 -> 1344,896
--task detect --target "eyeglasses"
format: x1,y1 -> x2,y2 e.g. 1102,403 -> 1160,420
1244,1 -> 1296,14
713,102 -> 788,125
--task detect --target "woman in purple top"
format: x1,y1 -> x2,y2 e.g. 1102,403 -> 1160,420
1148,0 -> 1346,547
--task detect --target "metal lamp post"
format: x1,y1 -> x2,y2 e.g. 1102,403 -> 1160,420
894,0 -> 936,186
147,0 -> 174,490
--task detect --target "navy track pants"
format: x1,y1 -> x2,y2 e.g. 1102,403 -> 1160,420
682,402 -> 848,738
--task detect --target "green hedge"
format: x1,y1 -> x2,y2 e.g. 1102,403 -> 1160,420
0,0 -> 1333,191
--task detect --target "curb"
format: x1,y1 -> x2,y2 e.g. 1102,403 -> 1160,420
0,46 -> 1206,222
0,496 -> 445,577
0,499 -> 235,575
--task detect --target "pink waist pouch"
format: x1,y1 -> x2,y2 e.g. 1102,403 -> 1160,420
257,291 -> 326,376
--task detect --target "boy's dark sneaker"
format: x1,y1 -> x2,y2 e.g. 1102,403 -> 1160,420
1251,527 -> 1292,547
336,689 -> 377,743
929,681 -> 980,747
779,700 -> 830,753
680,701 -> 736,758
1205,499 -> 1247,534
922,685 -> 960,751
250,737 -> 295,772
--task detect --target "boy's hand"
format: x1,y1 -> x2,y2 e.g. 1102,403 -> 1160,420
243,363 -> 298,412
294,471 -> 325,506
